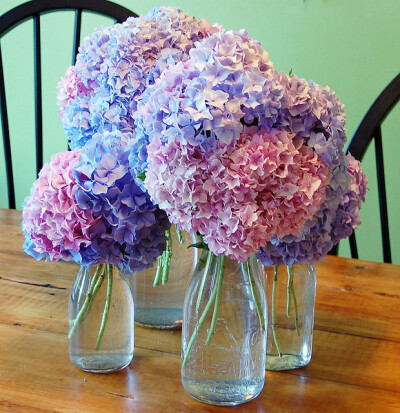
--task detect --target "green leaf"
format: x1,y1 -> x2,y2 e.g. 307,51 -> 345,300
288,68 -> 293,76
188,241 -> 204,249
137,171 -> 146,181
188,233 -> 209,251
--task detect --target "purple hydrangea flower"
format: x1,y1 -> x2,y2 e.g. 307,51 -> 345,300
72,130 -> 171,273
54,6 -> 367,267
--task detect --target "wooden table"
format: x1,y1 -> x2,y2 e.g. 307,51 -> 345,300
0,208 -> 399,412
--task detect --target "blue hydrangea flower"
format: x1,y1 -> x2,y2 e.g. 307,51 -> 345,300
73,130 -> 170,273
58,6 -> 220,152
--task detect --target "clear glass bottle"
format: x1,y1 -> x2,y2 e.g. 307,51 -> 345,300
69,264 -> 134,373
264,264 -> 316,370
131,227 -> 198,329
181,250 -> 267,406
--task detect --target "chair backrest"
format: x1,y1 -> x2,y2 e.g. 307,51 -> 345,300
0,0 -> 137,209
330,73 -> 400,263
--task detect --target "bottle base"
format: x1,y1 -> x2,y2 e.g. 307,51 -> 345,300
70,353 -> 133,373
182,377 -> 264,406
266,353 -> 311,371
134,308 -> 182,329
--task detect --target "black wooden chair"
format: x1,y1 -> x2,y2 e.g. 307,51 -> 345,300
330,73 -> 400,263
0,0 -> 136,209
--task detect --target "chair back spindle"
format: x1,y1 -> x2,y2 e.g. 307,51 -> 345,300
0,0 -> 136,209
72,8 -> 82,65
34,13 -> 43,177
0,42 -> 15,209
374,126 -> 392,263
329,73 -> 400,263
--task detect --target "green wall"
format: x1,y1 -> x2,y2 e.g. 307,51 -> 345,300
0,0 -> 399,263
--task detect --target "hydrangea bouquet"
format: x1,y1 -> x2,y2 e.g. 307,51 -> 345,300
131,25 -> 368,362
135,30 -> 367,263
23,5 -> 367,384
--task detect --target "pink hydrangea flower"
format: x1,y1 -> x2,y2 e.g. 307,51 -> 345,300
229,127 -> 331,239
145,126 -> 331,261
22,150 -> 98,262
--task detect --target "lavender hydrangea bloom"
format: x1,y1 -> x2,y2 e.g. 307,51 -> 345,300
254,70 -> 355,266
264,73 -> 347,148
251,71 -> 347,172
132,29 -> 274,175
136,25 -> 365,263
58,6 -> 220,150
257,206 -> 338,267
257,153 -> 368,266
330,154 -> 368,245
73,130 -> 171,273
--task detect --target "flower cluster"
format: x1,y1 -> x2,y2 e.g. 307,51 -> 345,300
57,6 -> 220,150
330,154 -> 368,246
145,125 -> 331,261
22,131 -> 170,273
50,6 -> 368,268
22,150 -> 96,262
73,131 -> 170,272
257,154 -> 368,266
133,30 -> 274,175
136,28 -> 367,263
253,71 -> 364,266
56,66 -> 94,118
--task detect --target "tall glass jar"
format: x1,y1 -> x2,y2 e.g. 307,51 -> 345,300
69,264 -> 134,373
181,250 -> 267,406
131,227 -> 198,329
264,264 -> 316,371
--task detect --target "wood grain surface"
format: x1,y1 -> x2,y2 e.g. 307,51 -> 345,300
0,208 -> 399,412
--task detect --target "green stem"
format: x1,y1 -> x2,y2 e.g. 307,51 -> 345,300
175,226 -> 184,244
82,265 -> 107,322
205,256 -> 225,345
286,266 -> 293,318
74,265 -> 88,301
244,260 -> 265,333
68,264 -> 104,340
153,256 -> 163,286
195,250 -> 213,313
162,230 -> 172,285
153,229 -> 172,286
289,268 -> 300,337
95,264 -> 113,351
272,266 -> 282,357
285,266 -> 300,336
182,256 -> 222,368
